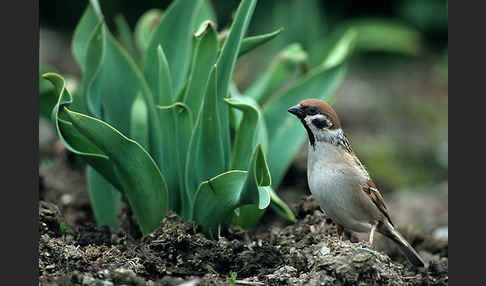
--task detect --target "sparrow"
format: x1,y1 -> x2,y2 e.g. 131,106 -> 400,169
288,98 -> 425,267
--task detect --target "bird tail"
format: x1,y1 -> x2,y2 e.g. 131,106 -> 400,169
380,221 -> 425,268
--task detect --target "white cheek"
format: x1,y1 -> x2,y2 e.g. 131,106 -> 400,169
304,114 -> 332,141
304,114 -> 326,125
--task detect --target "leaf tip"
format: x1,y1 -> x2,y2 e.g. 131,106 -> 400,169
194,20 -> 216,38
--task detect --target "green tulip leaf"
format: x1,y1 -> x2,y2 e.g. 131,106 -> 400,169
336,18 -> 424,56
239,28 -> 283,57
268,187 -> 296,223
245,43 -> 308,105
321,28 -> 357,70
76,4 -> 164,171
130,92 -> 149,150
114,14 -> 138,61
195,0 -> 217,28
44,72 -> 168,235
185,67 -> 226,207
155,45 -> 173,106
225,96 -> 266,170
39,64 -> 60,119
86,167 -> 121,230
156,103 -> 194,219
72,1 -> 102,74
183,20 -> 218,121
134,9 -> 163,55
193,170 -> 252,238
216,0 -> 258,167
231,144 -> 272,229
144,0 -> 203,97
153,45 -> 181,211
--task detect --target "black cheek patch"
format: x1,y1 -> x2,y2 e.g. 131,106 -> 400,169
312,118 -> 329,129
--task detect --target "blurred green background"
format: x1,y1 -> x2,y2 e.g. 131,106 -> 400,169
40,0 -> 448,197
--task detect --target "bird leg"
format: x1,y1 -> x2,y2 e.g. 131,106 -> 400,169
368,222 -> 378,246
336,224 -> 345,240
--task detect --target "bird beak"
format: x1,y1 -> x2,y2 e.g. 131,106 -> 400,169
288,105 -> 304,119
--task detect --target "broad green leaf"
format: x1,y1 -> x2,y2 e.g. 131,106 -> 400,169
231,144 -> 272,229
185,67 -> 226,208
156,103 -> 194,219
114,14 -> 138,61
44,73 -> 168,235
46,73 -> 120,189
65,109 -> 168,235
134,9 -> 162,55
183,21 -> 218,120
144,0 -> 203,97
87,166 -> 121,230
71,2 -> 103,116
227,92 -> 269,156
193,170 -> 249,238
216,0 -> 258,168
263,31 -> 357,188
72,3 -> 101,73
238,28 -> 283,57
78,4 -> 164,170
245,43 -> 308,105
82,21 -> 104,118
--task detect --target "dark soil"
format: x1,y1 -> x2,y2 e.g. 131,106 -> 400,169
39,155 -> 448,286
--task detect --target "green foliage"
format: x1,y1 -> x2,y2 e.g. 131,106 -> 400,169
332,18 -> 424,56
228,272 -> 237,285
42,0 -> 355,237
59,222 -> 71,236
251,0 -> 426,68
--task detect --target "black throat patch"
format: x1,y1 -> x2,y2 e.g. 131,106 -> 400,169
300,118 -> 316,148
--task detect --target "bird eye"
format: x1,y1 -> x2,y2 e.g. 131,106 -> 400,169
307,106 -> 318,115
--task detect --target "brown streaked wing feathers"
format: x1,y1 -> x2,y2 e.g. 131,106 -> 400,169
363,179 -> 394,226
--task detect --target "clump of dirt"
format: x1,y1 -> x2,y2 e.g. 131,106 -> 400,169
39,195 -> 448,286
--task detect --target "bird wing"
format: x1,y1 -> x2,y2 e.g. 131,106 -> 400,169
341,134 -> 394,226
363,179 -> 394,226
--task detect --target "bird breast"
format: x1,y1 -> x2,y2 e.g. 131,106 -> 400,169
307,142 -> 380,232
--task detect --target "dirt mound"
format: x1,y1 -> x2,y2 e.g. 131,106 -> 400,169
39,196 -> 447,286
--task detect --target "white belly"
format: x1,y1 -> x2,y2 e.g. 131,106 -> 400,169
307,142 -> 379,233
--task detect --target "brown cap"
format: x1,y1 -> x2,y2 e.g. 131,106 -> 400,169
299,99 -> 341,130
